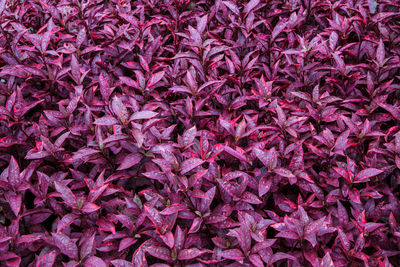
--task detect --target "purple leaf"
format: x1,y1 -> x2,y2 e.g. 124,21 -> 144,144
320,252 -> 334,267
305,216 -> 325,236
272,20 -> 287,41
99,72 -> 113,102
0,0 -> 6,15
52,233 -> 79,260
70,54 -> 80,83
354,168 -> 383,183
269,252 -> 297,264
146,246 -> 172,262
81,202 -> 100,213
117,153 -> 142,170
275,230 -> 298,240
4,192 -> 21,216
376,39 -> 385,66
144,206 -> 163,230
219,249 -> 244,261
160,204 -> 187,215
337,229 -> 350,252
222,1 -> 240,16
180,158 -> 204,175
84,256 -> 107,267
80,233 -> 95,260
111,260 -> 135,267
54,181 -> 77,208
129,111 -> 158,121
178,248 -> 207,260
258,176 -> 272,197
8,156 -> 21,188
274,168 -> 295,179
244,0 -> 260,14
37,251 -> 57,267
94,116 -> 118,125
181,126 -> 197,147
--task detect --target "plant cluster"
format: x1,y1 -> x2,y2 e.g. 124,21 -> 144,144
0,0 -> 400,266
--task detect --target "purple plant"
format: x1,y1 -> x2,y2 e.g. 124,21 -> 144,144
0,0 -> 400,266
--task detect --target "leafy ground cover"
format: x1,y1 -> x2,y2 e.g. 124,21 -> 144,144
0,0 -> 400,266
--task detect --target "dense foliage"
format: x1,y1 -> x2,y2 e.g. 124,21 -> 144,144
0,0 -> 400,266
